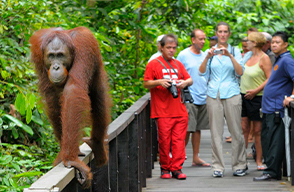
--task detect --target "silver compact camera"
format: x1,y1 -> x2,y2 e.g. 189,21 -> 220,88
214,49 -> 223,54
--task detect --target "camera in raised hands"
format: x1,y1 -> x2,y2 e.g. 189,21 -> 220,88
214,49 -> 223,55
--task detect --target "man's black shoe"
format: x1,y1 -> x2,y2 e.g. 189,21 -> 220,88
253,174 -> 272,181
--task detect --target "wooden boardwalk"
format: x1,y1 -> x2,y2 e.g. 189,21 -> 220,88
143,124 -> 293,192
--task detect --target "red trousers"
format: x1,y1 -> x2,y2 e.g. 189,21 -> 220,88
157,116 -> 188,172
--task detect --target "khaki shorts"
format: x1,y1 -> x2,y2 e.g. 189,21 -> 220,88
185,103 -> 209,132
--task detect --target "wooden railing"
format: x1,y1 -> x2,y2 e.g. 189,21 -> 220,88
24,93 -> 157,192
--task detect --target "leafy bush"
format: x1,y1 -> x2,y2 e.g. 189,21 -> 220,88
0,141 -> 58,191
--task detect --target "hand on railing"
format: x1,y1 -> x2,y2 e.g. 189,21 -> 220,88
283,96 -> 294,107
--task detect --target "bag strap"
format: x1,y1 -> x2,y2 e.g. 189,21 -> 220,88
172,59 -> 184,79
208,56 -> 214,75
156,59 -> 173,79
162,56 -> 181,79
231,46 -> 235,57
157,58 -> 186,103
156,57 -> 183,79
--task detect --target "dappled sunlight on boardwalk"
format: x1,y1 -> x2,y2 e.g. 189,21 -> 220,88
144,125 -> 293,192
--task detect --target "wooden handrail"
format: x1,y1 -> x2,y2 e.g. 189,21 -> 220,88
24,143 -> 93,192
24,93 -> 154,192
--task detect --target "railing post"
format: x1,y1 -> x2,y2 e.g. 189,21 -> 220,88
63,179 -> 78,192
109,138 -> 118,192
138,112 -> 147,188
91,162 -> 109,192
152,119 -> 158,163
145,102 -> 152,178
117,128 -> 129,191
129,113 -> 140,192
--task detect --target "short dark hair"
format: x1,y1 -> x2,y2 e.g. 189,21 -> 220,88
272,31 -> 288,43
190,29 -> 204,39
160,34 -> 178,47
215,22 -> 231,33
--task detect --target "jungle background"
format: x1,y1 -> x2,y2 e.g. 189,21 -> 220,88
0,0 -> 294,191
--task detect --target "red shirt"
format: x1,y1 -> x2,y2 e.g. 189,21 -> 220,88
144,56 -> 191,118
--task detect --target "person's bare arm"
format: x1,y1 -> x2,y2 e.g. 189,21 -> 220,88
199,48 -> 215,73
176,78 -> 193,89
222,48 -> 243,76
143,79 -> 172,89
283,83 -> 294,107
244,55 -> 272,100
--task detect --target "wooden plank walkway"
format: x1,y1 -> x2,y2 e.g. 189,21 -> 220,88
143,124 -> 294,192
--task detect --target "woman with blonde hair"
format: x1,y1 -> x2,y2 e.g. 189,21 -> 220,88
241,32 -> 272,170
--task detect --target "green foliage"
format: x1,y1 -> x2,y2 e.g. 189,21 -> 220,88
0,142 -> 58,191
1,0 -> 294,190
2,114 -> 34,137
0,106 -> 58,192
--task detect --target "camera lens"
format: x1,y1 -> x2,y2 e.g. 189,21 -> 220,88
168,83 -> 178,98
183,87 -> 193,103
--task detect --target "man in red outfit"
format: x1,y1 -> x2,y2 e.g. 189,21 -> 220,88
143,34 -> 193,179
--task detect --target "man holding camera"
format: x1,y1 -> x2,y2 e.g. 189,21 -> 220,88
177,29 -> 210,167
143,34 -> 193,180
254,31 -> 294,181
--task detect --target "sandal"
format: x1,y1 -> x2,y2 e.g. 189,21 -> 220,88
192,161 -> 211,167
257,165 -> 266,171
225,137 -> 232,143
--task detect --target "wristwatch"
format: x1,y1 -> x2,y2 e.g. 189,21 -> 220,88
290,95 -> 294,99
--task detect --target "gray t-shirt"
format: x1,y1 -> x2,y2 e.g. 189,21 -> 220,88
266,49 -> 276,65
